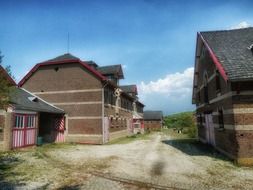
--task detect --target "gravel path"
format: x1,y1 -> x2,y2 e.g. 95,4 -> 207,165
1,132 -> 253,189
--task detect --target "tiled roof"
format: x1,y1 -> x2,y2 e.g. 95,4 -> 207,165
47,53 -> 80,62
97,65 -> 124,79
144,111 -> 163,120
200,27 -> 253,81
10,88 -> 64,114
120,85 -> 137,95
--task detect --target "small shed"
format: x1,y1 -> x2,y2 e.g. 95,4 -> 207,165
0,87 -> 65,150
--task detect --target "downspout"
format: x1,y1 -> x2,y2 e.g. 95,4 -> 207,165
102,80 -> 109,144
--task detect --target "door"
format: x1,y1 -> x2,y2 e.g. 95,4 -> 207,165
103,117 -> 110,143
12,114 -> 37,148
54,117 -> 65,143
205,114 -> 215,146
127,118 -> 133,135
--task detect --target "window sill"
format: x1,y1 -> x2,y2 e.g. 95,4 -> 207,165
218,128 -> 225,132
216,91 -> 221,96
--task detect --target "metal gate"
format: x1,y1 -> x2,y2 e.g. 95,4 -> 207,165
12,114 -> 37,148
54,117 -> 65,143
205,114 -> 215,146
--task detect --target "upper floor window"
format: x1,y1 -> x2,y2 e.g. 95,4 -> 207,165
216,70 -> 221,93
218,108 -> 224,129
204,74 -> 209,104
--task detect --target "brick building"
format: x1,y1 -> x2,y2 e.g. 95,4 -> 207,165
143,111 -> 163,131
18,53 -> 144,144
192,27 -> 253,165
120,85 -> 144,134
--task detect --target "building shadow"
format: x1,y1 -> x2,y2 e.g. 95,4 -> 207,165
0,154 -> 24,189
162,139 -> 231,161
57,184 -> 82,190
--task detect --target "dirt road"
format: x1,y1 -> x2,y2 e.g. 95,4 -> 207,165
1,132 -> 253,189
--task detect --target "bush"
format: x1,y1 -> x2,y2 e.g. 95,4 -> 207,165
164,112 -> 197,138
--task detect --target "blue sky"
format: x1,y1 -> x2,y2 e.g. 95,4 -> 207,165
1,0 -> 253,115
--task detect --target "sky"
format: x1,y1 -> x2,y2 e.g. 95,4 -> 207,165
1,0 -> 253,115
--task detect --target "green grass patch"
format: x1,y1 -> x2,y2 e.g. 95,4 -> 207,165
106,133 -> 151,145
161,128 -> 189,139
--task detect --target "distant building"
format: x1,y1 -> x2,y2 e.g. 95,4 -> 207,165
144,111 -> 163,131
120,85 -> 145,134
192,27 -> 253,165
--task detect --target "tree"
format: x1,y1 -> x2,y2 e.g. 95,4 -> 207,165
0,51 -> 14,108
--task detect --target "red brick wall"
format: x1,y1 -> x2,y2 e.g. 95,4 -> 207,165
144,120 -> 162,130
22,63 -> 102,91
104,105 -> 132,132
68,119 -> 102,134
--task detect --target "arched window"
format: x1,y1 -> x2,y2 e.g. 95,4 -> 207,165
216,70 -> 221,93
203,73 -> 209,103
218,108 -> 224,129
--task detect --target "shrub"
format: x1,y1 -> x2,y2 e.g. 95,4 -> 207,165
164,111 -> 197,138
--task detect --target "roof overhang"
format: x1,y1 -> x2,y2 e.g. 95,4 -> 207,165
192,32 -> 229,104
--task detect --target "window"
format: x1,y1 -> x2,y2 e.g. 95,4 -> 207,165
198,91 -> 201,103
203,74 -> 209,104
216,70 -> 221,93
15,115 -> 25,128
204,85 -> 209,103
14,115 -> 36,128
218,109 -> 224,129
199,114 -> 203,126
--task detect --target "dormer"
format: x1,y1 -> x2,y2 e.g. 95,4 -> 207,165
97,65 -> 124,85
120,85 -> 138,98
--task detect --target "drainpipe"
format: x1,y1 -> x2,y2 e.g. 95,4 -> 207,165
102,80 -> 109,144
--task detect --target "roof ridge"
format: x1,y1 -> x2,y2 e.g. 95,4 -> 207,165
200,27 -> 253,34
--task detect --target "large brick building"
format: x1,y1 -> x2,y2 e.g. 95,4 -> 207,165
18,53 -> 144,144
192,27 -> 253,165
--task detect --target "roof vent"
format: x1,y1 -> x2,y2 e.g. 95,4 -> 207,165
248,44 -> 253,54
28,96 -> 38,102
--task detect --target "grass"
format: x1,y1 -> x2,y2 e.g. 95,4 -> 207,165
161,128 -> 189,139
106,132 -> 152,145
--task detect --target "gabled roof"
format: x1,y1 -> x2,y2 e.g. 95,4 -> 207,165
10,87 -> 64,114
136,100 -> 145,107
97,65 -> 124,79
0,65 -> 16,86
18,53 -> 106,86
144,111 -> 163,120
120,85 -> 138,95
199,27 -> 253,81
46,53 -> 80,62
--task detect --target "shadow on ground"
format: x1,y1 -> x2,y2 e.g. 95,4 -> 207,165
57,184 -> 82,190
0,153 -> 24,189
162,139 -> 231,161
150,160 -> 165,176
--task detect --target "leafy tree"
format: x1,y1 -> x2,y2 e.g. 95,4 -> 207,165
164,111 -> 197,138
0,51 -> 14,108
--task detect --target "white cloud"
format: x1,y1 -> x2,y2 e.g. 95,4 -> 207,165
230,21 -> 251,29
138,67 -> 194,99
